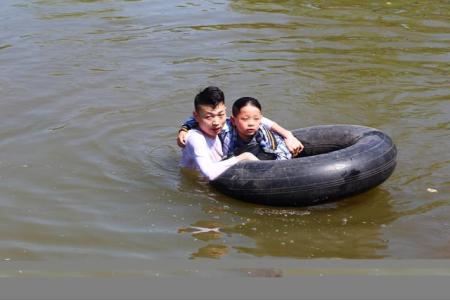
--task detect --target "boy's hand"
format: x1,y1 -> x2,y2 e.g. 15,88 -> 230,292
177,130 -> 188,147
237,152 -> 259,162
284,133 -> 304,157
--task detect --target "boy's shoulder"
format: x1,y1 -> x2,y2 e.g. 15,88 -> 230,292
186,128 -> 216,144
184,129 -> 205,152
186,128 -> 204,140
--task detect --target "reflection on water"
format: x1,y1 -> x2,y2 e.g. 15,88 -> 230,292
0,0 -> 449,267
179,188 -> 397,259
191,244 -> 230,259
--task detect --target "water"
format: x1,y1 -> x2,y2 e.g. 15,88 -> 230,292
0,0 -> 449,271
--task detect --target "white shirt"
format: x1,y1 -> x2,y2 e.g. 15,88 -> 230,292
180,129 -> 238,181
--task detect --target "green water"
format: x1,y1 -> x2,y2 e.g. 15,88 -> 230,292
0,0 -> 449,273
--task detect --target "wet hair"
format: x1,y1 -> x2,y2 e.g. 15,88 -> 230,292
232,97 -> 262,117
194,86 -> 225,112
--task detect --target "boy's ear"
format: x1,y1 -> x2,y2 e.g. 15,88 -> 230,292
230,115 -> 235,126
193,111 -> 199,122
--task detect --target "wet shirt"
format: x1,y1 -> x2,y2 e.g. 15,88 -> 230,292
180,129 -> 238,181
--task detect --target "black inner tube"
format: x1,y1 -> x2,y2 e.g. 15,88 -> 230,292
295,133 -> 361,158
211,125 -> 397,207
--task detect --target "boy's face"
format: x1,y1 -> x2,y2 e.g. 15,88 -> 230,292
231,104 -> 262,141
193,103 -> 227,138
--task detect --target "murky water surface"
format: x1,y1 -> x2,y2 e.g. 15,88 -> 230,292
0,0 -> 449,270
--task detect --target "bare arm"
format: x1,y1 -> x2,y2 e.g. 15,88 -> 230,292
264,118 -> 304,156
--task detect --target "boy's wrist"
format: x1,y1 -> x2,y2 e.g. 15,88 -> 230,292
283,131 -> 294,139
178,126 -> 189,133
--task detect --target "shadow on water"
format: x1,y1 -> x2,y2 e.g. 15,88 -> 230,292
177,165 -> 450,259
177,170 -> 399,259
228,189 -> 396,259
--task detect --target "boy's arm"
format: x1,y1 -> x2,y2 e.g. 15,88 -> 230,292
262,117 -> 304,156
196,152 -> 258,181
177,116 -> 198,147
186,132 -> 258,180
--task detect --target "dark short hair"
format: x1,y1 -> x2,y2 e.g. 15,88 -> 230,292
232,97 -> 262,116
194,86 -> 225,112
